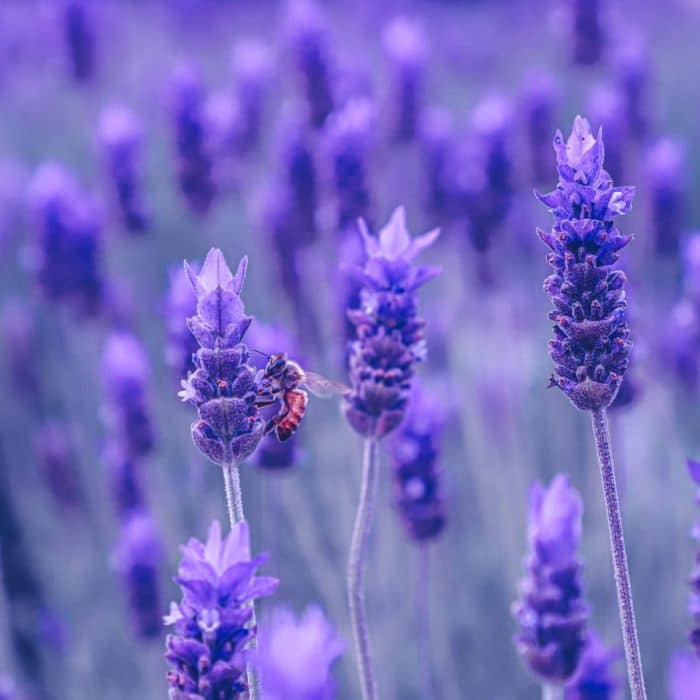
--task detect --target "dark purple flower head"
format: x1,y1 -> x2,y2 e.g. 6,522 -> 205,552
165,265 -> 199,383
669,651 -> 700,700
28,163 -> 103,317
664,298 -> 700,389
98,105 -> 148,234
179,249 -> 265,467
258,606 -> 344,700
35,421 -> 85,511
536,116 -> 635,411
565,631 -> 621,699
326,97 -> 375,233
102,331 -> 155,459
383,17 -> 428,143
569,0 -> 605,65
104,442 -> 146,521
646,138 -> 687,257
170,64 -> 216,215
286,0 -> 335,129
613,40 -> 651,141
344,207 -> 440,440
115,512 -> 164,639
513,474 -> 590,683
586,85 -> 626,182
3,301 -> 39,406
521,73 -> 559,184
390,383 -> 446,542
687,459 -> 700,656
165,520 -> 279,698
419,107 -> 454,218
62,0 -> 95,83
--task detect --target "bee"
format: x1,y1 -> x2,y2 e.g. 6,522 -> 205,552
255,352 -> 350,441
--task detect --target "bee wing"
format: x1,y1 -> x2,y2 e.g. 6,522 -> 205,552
302,371 -> 351,399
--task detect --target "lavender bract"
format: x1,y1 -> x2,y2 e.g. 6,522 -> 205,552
537,116 -> 634,411
565,631 -> 620,699
344,206 -> 440,440
513,474 -> 589,684
179,248 -> 265,467
258,606 -> 344,700
164,520 -> 278,698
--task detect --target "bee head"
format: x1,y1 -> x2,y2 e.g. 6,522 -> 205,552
266,352 -> 288,375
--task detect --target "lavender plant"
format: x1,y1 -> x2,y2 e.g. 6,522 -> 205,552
62,0 -> 95,83
257,606 -> 344,699
536,116 -> 646,699
513,475 -> 589,698
343,206 -> 440,699
565,631 -> 620,700
569,0 -> 604,66
164,521 -> 278,698
686,459 -> 700,655
668,652 -> 700,700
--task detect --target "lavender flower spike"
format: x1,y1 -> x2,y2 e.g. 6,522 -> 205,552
668,651 -> 700,700
513,475 -> 589,687
565,631 -> 621,700
165,520 -> 279,699
258,606 -> 345,700
536,117 -> 646,700
686,459 -> 700,655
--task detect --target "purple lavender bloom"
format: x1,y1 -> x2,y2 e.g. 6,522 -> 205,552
664,298 -> 700,389
179,249 -> 266,467
521,74 -> 559,184
536,116 -> 635,411
231,40 -> 272,154
646,138 -> 687,257
3,302 -> 39,406
326,98 -> 375,233
286,1 -> 335,129
613,42 -> 650,141
513,474 -> 590,683
668,651 -> 700,700
0,675 -> 18,700
164,520 -> 279,697
687,459 -> 700,656
104,443 -> 146,521
565,631 -> 621,699
390,384 -> 447,542
419,107 -> 454,218
102,331 -> 155,459
28,163 -> 103,317
170,65 -> 216,215
258,606 -> 344,700
586,86 -> 627,182
35,421 -> 85,511
165,265 -> 199,383
98,105 -> 148,234
344,207 -> 440,440
115,512 -> 164,639
62,0 -> 95,83
383,17 -> 428,143
569,0 -> 605,65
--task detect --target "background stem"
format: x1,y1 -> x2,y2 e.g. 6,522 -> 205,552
347,438 -> 380,700
590,408 -> 647,700
542,683 -> 564,700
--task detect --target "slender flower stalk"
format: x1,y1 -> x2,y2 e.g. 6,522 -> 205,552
544,686 -> 565,700
343,207 -> 440,698
536,116 -> 646,699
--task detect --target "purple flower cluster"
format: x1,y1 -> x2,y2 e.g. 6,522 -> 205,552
344,207 -> 440,440
62,0 -> 95,83
35,421 -> 85,511
179,248 -> 266,466
258,606 -> 344,700
165,520 -> 278,698
537,116 -> 635,411
390,385 -> 446,541
565,631 -> 620,699
513,475 -> 590,683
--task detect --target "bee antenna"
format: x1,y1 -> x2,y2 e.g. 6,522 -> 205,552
249,348 -> 271,359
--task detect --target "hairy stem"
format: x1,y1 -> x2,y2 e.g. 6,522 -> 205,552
221,461 -> 261,700
542,683 -> 564,700
590,409 -> 647,700
347,438 -> 380,700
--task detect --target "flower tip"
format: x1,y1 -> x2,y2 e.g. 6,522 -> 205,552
687,459 -> 700,485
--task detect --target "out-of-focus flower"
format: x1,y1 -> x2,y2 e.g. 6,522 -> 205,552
165,265 -> 199,383
179,249 -> 265,466
668,651 -> 700,700
28,163 -> 103,317
62,0 -> 95,83
564,631 -> 621,699
513,474 -> 590,683
286,0 -> 335,129
104,443 -> 146,522
383,17 -> 428,143
586,85 -> 627,182
536,116 -> 634,411
344,207 -> 440,439
35,421 -> 85,511
419,107 -> 454,219
258,606 -> 344,700
170,64 -> 216,215
683,234 -> 700,306
0,675 -> 18,700
164,520 -> 278,697
521,73 -> 559,184
98,105 -> 149,234
114,512 -> 164,639
390,384 -> 446,542
102,332 -> 155,459
2,301 -> 39,406
326,97 -> 375,233
686,459 -> 700,655
646,138 -> 687,257
569,0 -> 604,65
613,41 -> 651,141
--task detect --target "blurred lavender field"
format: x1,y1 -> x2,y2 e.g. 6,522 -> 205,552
1,0 -> 700,698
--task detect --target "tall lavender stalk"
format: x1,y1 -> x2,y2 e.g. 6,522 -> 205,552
536,116 -> 646,699
343,207 -> 440,698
